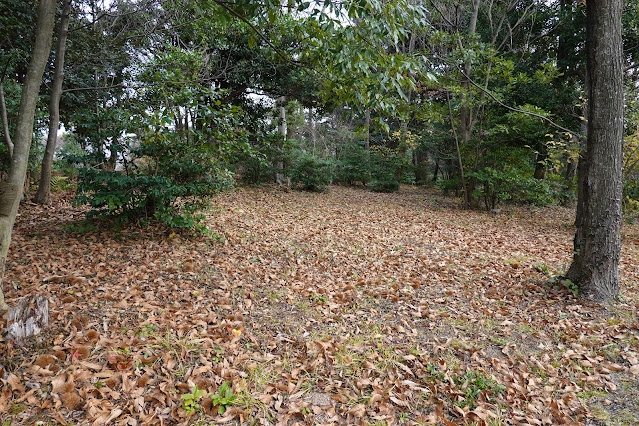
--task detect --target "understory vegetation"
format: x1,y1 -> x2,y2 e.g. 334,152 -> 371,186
2,0 -> 639,231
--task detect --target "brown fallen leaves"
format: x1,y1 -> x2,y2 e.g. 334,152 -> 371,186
1,187 -> 638,425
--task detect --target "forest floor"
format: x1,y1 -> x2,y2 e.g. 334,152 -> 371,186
1,186 -> 639,426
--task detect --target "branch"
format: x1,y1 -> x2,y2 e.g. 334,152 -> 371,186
210,0 -> 300,66
625,62 -> 639,72
61,83 -> 126,93
69,0 -> 169,32
457,68 -> 584,140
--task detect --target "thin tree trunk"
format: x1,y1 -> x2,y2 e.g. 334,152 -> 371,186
364,109 -> 370,151
565,92 -> 588,202
446,91 -> 469,208
533,152 -> 547,179
34,0 -> 71,205
308,108 -> 316,154
566,0 -> 623,302
0,83 -> 13,161
276,96 -> 286,185
277,96 -> 286,137
0,0 -> 55,314
400,33 -> 416,148
459,0 -> 481,145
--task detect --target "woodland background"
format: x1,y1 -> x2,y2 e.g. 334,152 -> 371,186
1,0 -> 639,424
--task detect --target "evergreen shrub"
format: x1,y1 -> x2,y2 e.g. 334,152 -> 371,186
289,153 -> 333,192
335,143 -> 370,186
469,167 -> 554,209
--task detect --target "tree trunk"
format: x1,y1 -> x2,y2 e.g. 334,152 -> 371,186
399,33 -> 416,148
566,0 -> 623,302
364,109 -> 370,151
0,0 -> 55,314
276,96 -> 286,185
0,83 -> 13,161
34,0 -> 71,205
446,91 -> 470,208
564,91 -> 588,203
533,152 -> 547,180
459,0 -> 480,145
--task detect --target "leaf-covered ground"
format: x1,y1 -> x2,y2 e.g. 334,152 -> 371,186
1,186 -> 639,425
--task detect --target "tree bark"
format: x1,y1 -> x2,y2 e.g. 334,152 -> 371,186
566,0 -> 623,302
0,0 -> 55,314
458,0 -> 480,145
0,83 -> 13,161
34,0 -> 71,205
446,91 -> 470,208
364,109 -> 370,151
276,96 -> 286,185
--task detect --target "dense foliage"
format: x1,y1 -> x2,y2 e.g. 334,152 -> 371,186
1,0 -> 639,227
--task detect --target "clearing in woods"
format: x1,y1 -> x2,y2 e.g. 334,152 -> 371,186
1,186 -> 638,425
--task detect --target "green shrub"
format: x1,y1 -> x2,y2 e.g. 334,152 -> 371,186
624,180 -> 639,222
438,176 -> 462,195
56,133 -> 89,173
623,131 -> 639,221
369,147 -> 411,192
75,165 -> 232,231
50,175 -> 75,192
73,128 -> 234,231
335,143 -> 370,185
233,135 -> 299,185
469,167 -> 554,209
288,153 -> 333,192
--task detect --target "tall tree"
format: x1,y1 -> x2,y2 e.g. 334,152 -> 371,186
565,0 -> 624,301
0,0 -> 55,313
34,0 -> 71,204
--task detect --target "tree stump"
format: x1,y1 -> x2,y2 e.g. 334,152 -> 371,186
5,295 -> 49,344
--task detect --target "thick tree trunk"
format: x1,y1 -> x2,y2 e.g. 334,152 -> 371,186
34,0 -> 71,205
566,0 -> 623,302
0,0 -> 55,314
0,83 -> 13,161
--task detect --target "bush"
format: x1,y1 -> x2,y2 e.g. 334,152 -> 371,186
624,181 -> 639,222
369,147 -> 411,192
73,128 -> 234,231
469,167 -> 554,209
288,153 -> 333,192
623,131 -> 639,221
74,166 -> 232,230
233,135 -> 299,185
335,144 -> 370,185
438,176 -> 462,195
